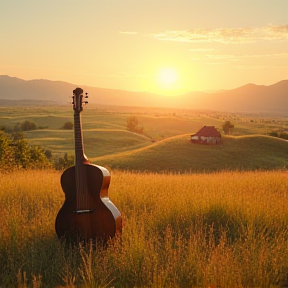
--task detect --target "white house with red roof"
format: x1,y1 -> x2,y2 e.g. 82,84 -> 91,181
190,126 -> 222,145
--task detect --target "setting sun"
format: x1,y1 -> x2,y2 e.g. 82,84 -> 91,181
153,67 -> 186,95
158,68 -> 178,86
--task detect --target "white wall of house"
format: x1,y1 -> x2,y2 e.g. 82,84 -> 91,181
191,135 -> 221,144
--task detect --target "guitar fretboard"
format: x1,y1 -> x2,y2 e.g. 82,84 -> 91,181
74,112 -> 86,164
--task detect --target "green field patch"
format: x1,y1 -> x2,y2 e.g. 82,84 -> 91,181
81,129 -> 152,158
1,105 -> 288,172
0,114 -> 73,130
25,129 -> 152,159
93,134 -> 288,173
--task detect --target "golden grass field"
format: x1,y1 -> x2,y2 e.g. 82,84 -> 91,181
1,169 -> 288,288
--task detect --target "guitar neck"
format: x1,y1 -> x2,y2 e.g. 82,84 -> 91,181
74,112 -> 88,165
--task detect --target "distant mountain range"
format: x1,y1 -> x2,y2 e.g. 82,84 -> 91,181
0,75 -> 287,113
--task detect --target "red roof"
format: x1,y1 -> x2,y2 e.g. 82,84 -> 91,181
192,126 -> 221,137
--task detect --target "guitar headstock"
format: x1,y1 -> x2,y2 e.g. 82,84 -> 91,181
72,87 -> 88,113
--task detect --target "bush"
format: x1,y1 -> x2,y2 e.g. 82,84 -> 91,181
279,132 -> 288,140
54,153 -> 74,170
268,131 -> 278,137
19,120 -> 37,131
0,132 -> 51,170
62,121 -> 74,130
1,120 -> 41,133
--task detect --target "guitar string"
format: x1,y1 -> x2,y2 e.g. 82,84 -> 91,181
75,110 -> 89,210
75,113 -> 81,210
79,114 -> 87,210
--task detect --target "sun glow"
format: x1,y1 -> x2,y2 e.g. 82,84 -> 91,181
154,67 -> 183,95
158,67 -> 178,86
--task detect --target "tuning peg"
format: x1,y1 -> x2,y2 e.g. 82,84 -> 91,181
84,101 -> 88,104
85,92 -> 88,98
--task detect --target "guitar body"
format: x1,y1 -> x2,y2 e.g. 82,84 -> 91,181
55,87 -> 122,244
55,164 -> 122,243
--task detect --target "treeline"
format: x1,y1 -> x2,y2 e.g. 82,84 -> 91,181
0,131 -> 73,171
0,120 -> 48,133
0,120 -> 73,133
268,131 -> 288,140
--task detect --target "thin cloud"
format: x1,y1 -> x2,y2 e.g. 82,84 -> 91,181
149,25 -> 288,44
239,52 -> 288,59
114,73 -> 149,78
191,52 -> 288,61
205,62 -> 230,65
189,48 -> 215,52
86,72 -> 149,79
119,31 -> 138,35
235,65 -> 286,70
204,54 -> 238,61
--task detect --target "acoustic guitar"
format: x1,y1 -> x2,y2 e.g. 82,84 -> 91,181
55,87 -> 122,244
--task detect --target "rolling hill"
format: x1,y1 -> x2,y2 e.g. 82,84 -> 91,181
91,134 -> 288,173
0,75 -> 287,113
25,128 -> 152,159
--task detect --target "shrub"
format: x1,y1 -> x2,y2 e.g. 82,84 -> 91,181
62,121 -> 74,130
0,132 -> 51,170
54,153 -> 74,170
19,120 -> 37,131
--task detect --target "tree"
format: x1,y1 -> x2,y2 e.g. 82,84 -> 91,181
0,132 -> 14,169
126,116 -> 144,134
222,121 -> 234,135
29,146 -> 52,168
13,137 -> 31,168
19,120 -> 37,131
62,121 -> 74,130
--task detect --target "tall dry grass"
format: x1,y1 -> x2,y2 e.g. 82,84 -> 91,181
1,169 -> 288,287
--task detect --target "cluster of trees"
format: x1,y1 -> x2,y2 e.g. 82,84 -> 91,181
0,119 -> 77,171
1,120 -> 75,132
0,132 -> 52,170
0,131 -> 75,171
0,120 -> 48,133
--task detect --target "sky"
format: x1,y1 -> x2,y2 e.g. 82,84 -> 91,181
1,0 -> 288,95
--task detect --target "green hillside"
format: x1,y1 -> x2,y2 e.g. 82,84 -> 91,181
25,128 -> 152,158
1,105 -> 288,172
92,134 -> 288,173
